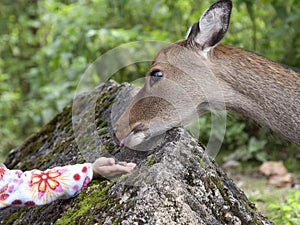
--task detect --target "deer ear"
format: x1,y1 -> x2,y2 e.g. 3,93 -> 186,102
186,0 -> 232,53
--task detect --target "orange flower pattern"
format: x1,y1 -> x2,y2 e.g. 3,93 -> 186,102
0,163 -> 92,209
0,167 -> 5,179
31,170 -> 63,199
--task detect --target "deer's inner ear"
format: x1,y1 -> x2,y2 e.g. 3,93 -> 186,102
186,0 -> 232,53
186,23 -> 200,40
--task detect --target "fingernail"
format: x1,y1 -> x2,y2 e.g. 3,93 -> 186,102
127,163 -> 136,168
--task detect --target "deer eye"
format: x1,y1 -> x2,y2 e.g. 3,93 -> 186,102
132,123 -> 146,134
150,70 -> 163,77
149,70 -> 163,86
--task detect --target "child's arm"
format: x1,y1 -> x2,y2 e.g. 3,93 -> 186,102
0,158 -> 136,209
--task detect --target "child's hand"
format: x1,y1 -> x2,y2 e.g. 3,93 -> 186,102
92,157 -> 136,178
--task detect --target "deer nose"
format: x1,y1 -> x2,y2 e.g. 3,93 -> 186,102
119,139 -> 125,147
115,136 -> 125,147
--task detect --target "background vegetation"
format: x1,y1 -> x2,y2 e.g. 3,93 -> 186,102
0,0 -> 299,222
1,0 -> 299,159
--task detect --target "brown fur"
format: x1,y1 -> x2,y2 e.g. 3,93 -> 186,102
115,0 -> 299,147
116,41 -> 300,146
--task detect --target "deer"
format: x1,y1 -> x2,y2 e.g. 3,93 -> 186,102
114,0 -> 300,150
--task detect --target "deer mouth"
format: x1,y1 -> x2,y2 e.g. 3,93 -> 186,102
119,130 -> 147,148
117,123 -> 150,148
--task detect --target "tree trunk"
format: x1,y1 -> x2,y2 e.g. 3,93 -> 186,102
1,81 -> 274,225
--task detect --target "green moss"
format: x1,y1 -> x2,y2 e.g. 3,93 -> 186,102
3,83 -> 127,223
96,120 -> 108,129
98,128 -> 108,136
55,180 -> 122,225
209,175 -> 265,225
197,158 -> 206,168
146,154 -> 156,166
5,102 -> 75,170
95,85 -> 121,117
102,141 -> 116,153
3,211 -> 26,225
112,217 -> 120,225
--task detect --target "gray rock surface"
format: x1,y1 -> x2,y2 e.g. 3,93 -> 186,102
1,81 -> 274,225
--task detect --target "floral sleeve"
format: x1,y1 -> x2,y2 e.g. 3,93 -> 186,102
0,163 -> 93,209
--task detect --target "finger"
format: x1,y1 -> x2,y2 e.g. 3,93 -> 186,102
126,162 -> 136,168
94,157 -> 115,167
105,164 -> 133,173
98,164 -> 136,177
117,162 -> 136,168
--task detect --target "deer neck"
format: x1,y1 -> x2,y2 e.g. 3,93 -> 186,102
210,44 -> 300,145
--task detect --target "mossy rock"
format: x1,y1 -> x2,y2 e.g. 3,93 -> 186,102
1,81 -> 274,225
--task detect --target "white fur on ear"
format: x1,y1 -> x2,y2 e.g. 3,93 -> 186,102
186,26 -> 193,39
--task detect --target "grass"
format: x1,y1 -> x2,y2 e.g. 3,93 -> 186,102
225,164 -> 300,224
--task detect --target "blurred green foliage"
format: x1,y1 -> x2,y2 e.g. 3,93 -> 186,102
0,0 -> 299,162
267,190 -> 300,224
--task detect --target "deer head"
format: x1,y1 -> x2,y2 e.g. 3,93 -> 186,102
114,0 -> 300,148
114,0 -> 232,148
